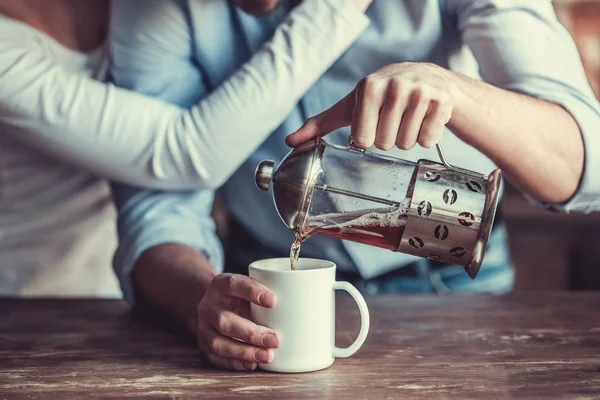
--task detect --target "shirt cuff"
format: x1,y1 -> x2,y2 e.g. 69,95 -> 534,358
113,222 -> 224,304
506,80 -> 600,213
553,97 -> 600,213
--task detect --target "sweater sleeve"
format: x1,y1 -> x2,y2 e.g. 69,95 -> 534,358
0,0 -> 369,190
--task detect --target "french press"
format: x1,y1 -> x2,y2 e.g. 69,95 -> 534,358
254,137 -> 502,279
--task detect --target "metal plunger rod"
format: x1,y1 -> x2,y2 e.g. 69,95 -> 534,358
314,184 -> 401,208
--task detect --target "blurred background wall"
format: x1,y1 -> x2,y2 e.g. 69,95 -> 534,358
506,0 -> 600,290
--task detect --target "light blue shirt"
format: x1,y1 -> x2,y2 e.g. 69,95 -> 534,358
110,0 -> 600,301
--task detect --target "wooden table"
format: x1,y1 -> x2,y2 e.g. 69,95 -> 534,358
1,293 -> 600,399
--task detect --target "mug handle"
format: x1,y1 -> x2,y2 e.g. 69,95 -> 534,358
332,281 -> 370,358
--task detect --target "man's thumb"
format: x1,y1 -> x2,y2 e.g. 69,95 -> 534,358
286,91 -> 355,147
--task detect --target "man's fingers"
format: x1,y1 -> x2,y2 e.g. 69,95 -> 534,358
352,76 -> 385,148
285,119 -> 320,148
286,92 -> 356,147
418,100 -> 450,148
397,88 -> 430,150
202,330 -> 275,364
230,296 -> 252,320
212,310 -> 279,348
374,82 -> 406,150
206,354 -> 257,371
214,274 -> 276,308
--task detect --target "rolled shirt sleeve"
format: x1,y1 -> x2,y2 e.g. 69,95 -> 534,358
111,184 -> 224,302
456,0 -> 600,213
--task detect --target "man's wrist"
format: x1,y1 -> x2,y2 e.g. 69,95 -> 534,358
443,69 -> 469,114
443,69 -> 481,139
133,244 -> 217,336
183,273 -> 216,336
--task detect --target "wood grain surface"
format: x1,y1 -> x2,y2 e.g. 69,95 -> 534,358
1,293 -> 600,399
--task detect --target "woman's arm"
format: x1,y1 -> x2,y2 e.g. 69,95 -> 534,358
0,0 -> 369,190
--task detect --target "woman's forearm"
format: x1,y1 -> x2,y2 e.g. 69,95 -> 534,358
1,0 -> 369,190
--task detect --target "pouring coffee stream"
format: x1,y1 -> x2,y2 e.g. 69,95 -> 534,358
256,136 -> 502,279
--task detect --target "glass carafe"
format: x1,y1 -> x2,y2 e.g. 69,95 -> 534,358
255,137 -> 501,279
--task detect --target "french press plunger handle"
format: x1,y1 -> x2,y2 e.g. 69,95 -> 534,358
347,136 -> 486,179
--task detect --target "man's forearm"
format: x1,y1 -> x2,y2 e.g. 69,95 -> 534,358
287,61 -> 586,205
447,71 -> 585,204
133,243 -> 217,333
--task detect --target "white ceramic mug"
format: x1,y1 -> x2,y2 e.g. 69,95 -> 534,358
249,258 -> 370,373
